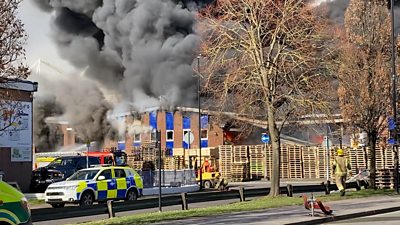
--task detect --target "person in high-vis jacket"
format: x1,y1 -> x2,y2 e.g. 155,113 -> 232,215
333,149 -> 351,196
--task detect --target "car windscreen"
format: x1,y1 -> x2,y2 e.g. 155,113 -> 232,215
48,158 -> 77,167
68,169 -> 100,181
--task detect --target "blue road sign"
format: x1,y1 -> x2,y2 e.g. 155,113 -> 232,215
261,133 -> 270,143
388,137 -> 396,145
388,117 -> 396,130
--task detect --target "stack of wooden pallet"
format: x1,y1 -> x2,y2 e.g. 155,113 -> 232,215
231,162 -> 250,182
233,145 -> 248,163
219,145 -> 233,180
264,144 -> 273,180
128,161 -> 143,170
302,147 -> 317,179
288,146 -> 303,179
163,157 -> 175,170
280,145 -> 290,179
384,147 -> 395,169
316,147 -> 328,179
348,147 -> 369,173
249,145 -> 265,179
375,169 -> 395,189
142,146 -> 156,161
174,156 -> 185,170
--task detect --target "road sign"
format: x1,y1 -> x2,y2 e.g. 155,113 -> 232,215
261,133 -> 270,143
388,117 -> 396,130
183,132 -> 195,145
388,137 -> 396,145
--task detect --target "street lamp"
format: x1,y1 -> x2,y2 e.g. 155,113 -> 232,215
197,54 -> 203,191
390,0 -> 399,194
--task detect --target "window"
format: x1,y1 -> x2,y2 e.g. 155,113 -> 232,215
98,169 -> 112,180
69,169 -> 99,181
104,156 -> 113,165
134,133 -> 141,142
201,129 -> 208,139
114,169 -> 126,178
166,130 -> 174,141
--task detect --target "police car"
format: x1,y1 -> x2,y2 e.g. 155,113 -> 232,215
44,166 -> 143,208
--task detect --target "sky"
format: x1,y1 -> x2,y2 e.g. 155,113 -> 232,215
19,0 -> 75,76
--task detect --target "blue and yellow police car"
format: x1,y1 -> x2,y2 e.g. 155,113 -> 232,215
44,166 -> 143,208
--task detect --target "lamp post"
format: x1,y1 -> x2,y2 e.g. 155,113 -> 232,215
197,54 -> 203,191
390,0 -> 399,194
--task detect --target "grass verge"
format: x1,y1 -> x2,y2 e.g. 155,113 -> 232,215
28,199 -> 45,205
73,189 -> 395,225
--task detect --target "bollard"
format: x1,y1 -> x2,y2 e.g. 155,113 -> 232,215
286,184 -> 293,197
356,180 -> 361,191
239,186 -> 245,202
324,180 -> 330,195
181,192 -> 188,210
106,200 -> 115,218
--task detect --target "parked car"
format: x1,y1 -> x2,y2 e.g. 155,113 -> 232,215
0,180 -> 32,225
30,156 -> 100,193
44,166 -> 143,208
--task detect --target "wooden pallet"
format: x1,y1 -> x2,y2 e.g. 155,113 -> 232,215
288,145 -> 303,179
249,145 -> 264,179
302,147 -> 317,179
233,145 -> 248,163
264,144 -> 271,180
231,162 -> 250,182
219,145 -> 233,180
375,169 -> 395,189
128,161 -> 143,170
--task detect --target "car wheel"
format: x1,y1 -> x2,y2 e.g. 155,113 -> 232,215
50,203 -> 65,208
79,191 -> 94,206
204,180 -> 212,189
125,189 -> 137,202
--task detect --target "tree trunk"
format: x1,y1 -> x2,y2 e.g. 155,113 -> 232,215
368,131 -> 377,189
268,104 -> 280,197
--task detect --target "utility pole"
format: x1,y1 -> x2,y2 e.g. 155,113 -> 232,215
157,130 -> 162,211
86,140 -> 90,168
326,126 -> 330,182
197,54 -> 203,191
390,0 -> 399,194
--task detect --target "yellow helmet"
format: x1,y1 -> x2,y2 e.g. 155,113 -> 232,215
337,148 -> 344,156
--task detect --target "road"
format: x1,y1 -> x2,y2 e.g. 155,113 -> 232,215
326,211 -> 400,225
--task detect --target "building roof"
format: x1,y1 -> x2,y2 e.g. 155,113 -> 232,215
0,78 -> 38,92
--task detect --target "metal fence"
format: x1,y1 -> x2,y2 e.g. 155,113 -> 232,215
137,169 -> 197,188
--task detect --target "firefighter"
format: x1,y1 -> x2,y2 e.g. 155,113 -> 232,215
333,148 -> 351,196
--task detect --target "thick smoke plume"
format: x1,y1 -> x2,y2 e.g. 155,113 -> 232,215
31,71 -> 116,151
31,0 -> 211,150
318,0 -> 400,33
33,0 -> 208,108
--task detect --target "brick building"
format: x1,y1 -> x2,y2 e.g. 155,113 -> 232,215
0,79 -> 38,192
104,107 -> 225,155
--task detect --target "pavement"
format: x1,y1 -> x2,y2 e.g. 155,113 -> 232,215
154,195 -> 400,225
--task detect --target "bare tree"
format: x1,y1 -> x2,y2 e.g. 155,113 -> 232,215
199,0 -> 334,196
0,0 -> 29,138
0,0 -> 29,80
336,0 -> 392,188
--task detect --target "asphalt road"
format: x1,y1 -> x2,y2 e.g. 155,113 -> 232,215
326,211 -> 400,225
